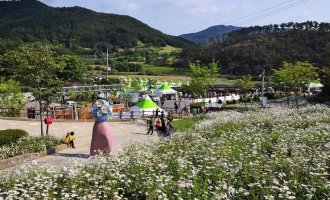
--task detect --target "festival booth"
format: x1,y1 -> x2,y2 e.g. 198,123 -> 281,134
153,84 -> 178,100
130,95 -> 164,117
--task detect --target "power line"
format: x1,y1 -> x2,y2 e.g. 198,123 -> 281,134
224,0 -> 299,25
234,0 -> 311,26
204,0 -> 312,43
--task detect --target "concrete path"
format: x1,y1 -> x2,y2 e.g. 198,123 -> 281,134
0,119 -> 158,174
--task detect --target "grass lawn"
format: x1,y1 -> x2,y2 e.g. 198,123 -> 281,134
172,116 -> 203,132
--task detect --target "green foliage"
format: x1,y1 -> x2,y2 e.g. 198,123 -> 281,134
56,55 -> 87,83
180,21 -> 330,75
129,78 -> 143,92
319,44 -> 330,99
0,136 -> 62,159
172,117 -> 203,132
272,61 -> 318,91
67,92 -> 93,104
140,65 -> 175,75
0,129 -> 28,146
1,42 -> 65,136
188,60 -> 219,97
235,75 -> 254,93
2,43 -> 63,105
0,0 -> 191,53
0,79 -> 25,116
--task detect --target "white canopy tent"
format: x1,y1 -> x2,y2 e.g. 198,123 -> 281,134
153,84 -> 177,97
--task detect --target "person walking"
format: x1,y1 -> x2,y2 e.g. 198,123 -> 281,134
174,101 -> 179,113
192,107 -> 197,117
155,108 -> 159,118
146,117 -> 154,135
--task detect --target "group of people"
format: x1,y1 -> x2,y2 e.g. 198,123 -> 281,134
146,109 -> 174,136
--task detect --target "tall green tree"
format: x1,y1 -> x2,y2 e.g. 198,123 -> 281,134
320,44 -> 330,99
1,43 -> 63,136
235,75 -> 254,106
0,79 -> 25,117
56,55 -> 87,83
188,60 -> 219,97
272,61 -> 318,106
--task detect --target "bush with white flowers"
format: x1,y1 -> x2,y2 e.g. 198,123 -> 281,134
0,136 -> 63,159
0,105 -> 329,199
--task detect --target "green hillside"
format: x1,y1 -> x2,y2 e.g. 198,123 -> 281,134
0,0 -> 192,53
179,25 -> 242,44
179,21 -> 330,75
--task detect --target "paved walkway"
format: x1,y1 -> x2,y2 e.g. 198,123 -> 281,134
0,119 -> 158,174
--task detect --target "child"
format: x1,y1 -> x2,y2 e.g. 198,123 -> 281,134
64,132 -> 70,147
69,131 -> 75,148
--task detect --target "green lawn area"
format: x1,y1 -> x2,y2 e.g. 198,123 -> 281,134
172,116 -> 203,132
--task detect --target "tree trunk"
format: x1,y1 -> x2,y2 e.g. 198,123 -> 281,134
46,110 -> 49,136
39,101 -> 44,136
46,124 -> 49,136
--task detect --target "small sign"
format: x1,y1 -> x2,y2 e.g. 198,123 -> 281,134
259,97 -> 267,108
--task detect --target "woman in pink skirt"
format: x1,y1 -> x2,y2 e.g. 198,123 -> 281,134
90,99 -> 116,156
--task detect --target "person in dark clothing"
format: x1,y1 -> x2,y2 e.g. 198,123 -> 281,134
174,101 -> 178,113
160,110 -> 165,119
146,117 -> 154,135
160,111 -> 166,131
155,108 -> 159,118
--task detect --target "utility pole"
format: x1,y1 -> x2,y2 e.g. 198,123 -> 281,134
261,68 -> 265,108
106,48 -> 109,79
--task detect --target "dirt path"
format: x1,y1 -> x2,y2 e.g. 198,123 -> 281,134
0,119 -> 158,174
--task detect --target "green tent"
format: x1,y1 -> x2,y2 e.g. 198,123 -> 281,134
154,84 -> 177,96
130,95 -> 162,112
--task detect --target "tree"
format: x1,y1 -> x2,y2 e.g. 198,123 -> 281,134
235,75 -> 254,106
56,55 -> 87,83
130,78 -> 142,92
188,60 -> 219,97
0,79 -> 25,117
272,61 -> 318,106
1,43 -> 63,136
320,44 -> 330,99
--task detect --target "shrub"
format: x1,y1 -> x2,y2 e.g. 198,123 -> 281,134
94,65 -> 101,71
217,99 -> 222,104
0,136 -> 62,159
253,95 -> 259,101
0,129 -> 28,146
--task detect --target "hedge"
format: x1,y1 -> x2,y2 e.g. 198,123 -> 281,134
0,129 -> 28,146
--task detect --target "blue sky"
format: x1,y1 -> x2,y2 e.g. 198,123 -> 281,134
40,0 -> 329,36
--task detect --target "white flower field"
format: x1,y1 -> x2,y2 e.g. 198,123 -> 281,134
0,105 -> 329,199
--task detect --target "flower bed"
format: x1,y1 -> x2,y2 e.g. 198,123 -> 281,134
0,105 -> 329,199
0,136 -> 63,160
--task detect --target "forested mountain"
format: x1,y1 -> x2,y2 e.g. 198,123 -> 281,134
0,0 -> 192,54
179,21 -> 330,76
179,25 -> 242,44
